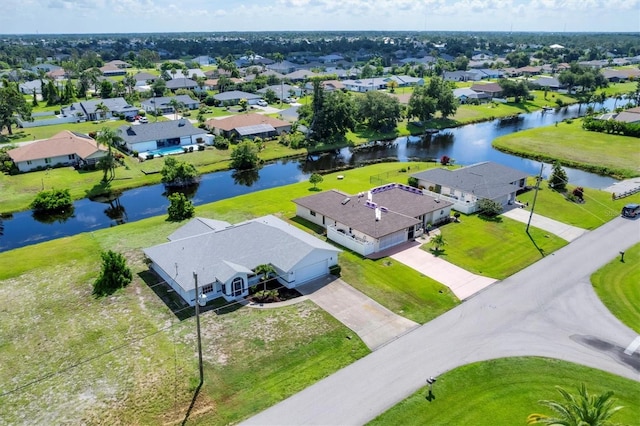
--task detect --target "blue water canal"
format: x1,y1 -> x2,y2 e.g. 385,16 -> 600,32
0,99 -> 620,252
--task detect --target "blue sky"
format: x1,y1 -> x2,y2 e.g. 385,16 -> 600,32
2,0 -> 639,34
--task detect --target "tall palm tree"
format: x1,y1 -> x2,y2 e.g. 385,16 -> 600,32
527,384 -> 624,426
168,98 -> 184,120
94,102 -> 109,120
430,233 -> 446,252
96,127 -> 123,182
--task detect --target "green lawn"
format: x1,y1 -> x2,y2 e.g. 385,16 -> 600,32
517,179 -> 640,230
591,242 -> 640,334
368,357 -> 640,426
430,214 -> 568,280
493,118 -> 640,179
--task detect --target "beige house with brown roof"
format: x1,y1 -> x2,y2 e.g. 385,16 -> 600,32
294,184 -> 453,256
8,130 -> 108,172
206,113 -> 292,140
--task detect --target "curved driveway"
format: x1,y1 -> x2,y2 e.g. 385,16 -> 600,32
242,216 -> 640,426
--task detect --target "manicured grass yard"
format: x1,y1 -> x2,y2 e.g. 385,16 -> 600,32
430,214 -> 568,280
591,242 -> 640,334
493,118 -> 640,179
368,357 -> 640,426
517,179 -> 640,230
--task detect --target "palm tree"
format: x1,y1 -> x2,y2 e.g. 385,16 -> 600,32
96,127 -> 123,182
94,102 -> 109,121
430,233 -> 446,252
254,264 -> 276,291
168,98 -> 184,120
527,384 -> 624,426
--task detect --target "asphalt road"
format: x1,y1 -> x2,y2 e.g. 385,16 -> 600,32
242,216 -> 640,426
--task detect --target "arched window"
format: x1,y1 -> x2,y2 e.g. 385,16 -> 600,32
232,277 -> 244,297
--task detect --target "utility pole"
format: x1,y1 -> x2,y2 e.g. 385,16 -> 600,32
193,271 -> 204,387
526,163 -> 544,233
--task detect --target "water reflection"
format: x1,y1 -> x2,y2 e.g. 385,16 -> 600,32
32,207 -> 76,225
232,168 -> 261,187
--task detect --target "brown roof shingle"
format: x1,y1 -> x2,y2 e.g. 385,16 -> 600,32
8,130 -> 107,162
206,113 -> 291,132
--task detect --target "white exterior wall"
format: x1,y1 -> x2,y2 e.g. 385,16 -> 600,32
128,140 -> 158,152
295,205 -> 326,228
376,229 -> 408,252
287,249 -> 337,287
150,262 -> 194,306
16,154 -> 73,172
328,227 -> 375,256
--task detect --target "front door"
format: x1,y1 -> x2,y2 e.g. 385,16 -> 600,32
408,226 -> 415,239
232,277 -> 244,297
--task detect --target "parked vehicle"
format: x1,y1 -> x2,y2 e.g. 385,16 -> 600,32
257,100 -> 268,107
621,203 -> 640,218
138,117 -> 149,123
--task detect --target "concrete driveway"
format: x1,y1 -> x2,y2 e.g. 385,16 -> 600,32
298,276 -> 419,350
391,244 -> 497,300
502,207 -> 588,242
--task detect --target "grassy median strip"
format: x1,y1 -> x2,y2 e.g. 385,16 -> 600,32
591,242 -> 640,334
492,119 -> 640,179
430,214 -> 568,280
368,357 -> 640,426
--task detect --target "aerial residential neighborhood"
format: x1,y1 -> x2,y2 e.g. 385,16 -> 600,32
0,10 -> 639,426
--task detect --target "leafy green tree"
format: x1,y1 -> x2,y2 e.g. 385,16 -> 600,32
93,250 -> 133,297
549,161 -> 568,191
407,85 -> 437,123
167,192 -> 195,222
30,188 -> 72,212
99,80 -> 113,99
309,173 -> 324,189
356,90 -> 402,132
527,384 -> 623,426
254,263 -> 276,291
230,139 -> 260,170
309,88 -> 356,143
0,83 -> 32,135
477,198 -> 503,217
161,156 -> 199,187
151,79 -> 167,97
238,98 -> 249,112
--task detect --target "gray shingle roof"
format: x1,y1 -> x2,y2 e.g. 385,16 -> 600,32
411,162 -> 529,200
144,215 -> 340,292
168,217 -> 231,241
213,90 -> 262,101
118,119 -> 202,145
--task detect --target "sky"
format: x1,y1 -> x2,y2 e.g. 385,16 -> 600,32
1,0 -> 639,35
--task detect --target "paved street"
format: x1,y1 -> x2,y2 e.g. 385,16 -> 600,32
242,216 -> 640,426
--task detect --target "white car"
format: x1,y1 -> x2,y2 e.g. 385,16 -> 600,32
257,100 -> 268,107
138,117 -> 148,123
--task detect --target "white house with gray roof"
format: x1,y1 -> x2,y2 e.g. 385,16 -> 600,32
61,97 -> 139,121
411,162 -> 529,213
117,119 -> 209,153
143,215 -> 341,305
213,90 -> 262,106
140,95 -> 200,115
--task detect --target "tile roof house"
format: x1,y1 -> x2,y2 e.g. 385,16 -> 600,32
117,119 -> 209,153
469,82 -> 504,98
8,130 -> 108,172
453,87 -> 491,103
140,95 -> 200,115
411,162 -> 529,213
206,113 -> 291,139
293,184 -> 453,256
143,215 -> 341,305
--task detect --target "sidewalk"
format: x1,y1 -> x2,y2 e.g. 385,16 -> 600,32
391,240 -> 498,300
502,208 -> 588,242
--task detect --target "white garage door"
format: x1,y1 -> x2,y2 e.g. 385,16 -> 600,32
379,230 -> 406,251
295,260 -> 328,285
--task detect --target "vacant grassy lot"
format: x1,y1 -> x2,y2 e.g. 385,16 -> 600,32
429,214 -> 568,280
517,179 -> 640,230
493,118 -> 640,179
591,242 -> 640,334
368,357 -> 640,426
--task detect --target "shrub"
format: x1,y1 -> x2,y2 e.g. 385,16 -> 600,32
329,264 -> 341,276
30,188 -> 72,212
93,250 -> 133,297
167,192 -> 195,222
408,176 -> 419,188
440,155 -> 450,165
477,198 -> 503,217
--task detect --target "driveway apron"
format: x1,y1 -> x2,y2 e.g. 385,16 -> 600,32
502,207 -> 588,242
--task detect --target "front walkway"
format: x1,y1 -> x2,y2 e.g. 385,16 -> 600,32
297,276 -> 419,351
502,207 -> 588,242
391,242 -> 498,300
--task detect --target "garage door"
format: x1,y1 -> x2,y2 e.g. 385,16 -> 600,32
295,260 -> 328,285
379,230 -> 406,251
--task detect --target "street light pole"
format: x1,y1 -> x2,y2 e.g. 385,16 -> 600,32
193,271 -> 204,386
526,163 -> 544,233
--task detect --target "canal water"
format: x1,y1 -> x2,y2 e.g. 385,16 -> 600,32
0,99 -> 620,252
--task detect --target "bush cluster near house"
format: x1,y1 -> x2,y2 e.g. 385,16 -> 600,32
93,250 -> 132,296
29,188 -> 72,212
167,192 -> 195,221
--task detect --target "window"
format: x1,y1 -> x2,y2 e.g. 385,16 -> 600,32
201,284 -> 213,294
310,210 -> 316,216
68,154 -> 75,160
45,158 -> 52,164
26,160 -> 32,165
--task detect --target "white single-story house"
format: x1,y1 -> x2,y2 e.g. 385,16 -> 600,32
411,162 -> 529,213
206,113 -> 292,139
118,119 -> 209,153
143,215 -> 341,305
293,184 -> 453,256
61,97 -> 139,121
453,87 -> 491,103
257,84 -> 303,100
140,95 -> 200,115
8,130 -> 108,172
213,90 -> 262,106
